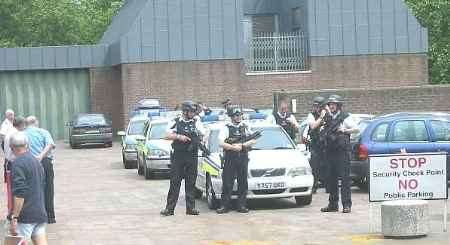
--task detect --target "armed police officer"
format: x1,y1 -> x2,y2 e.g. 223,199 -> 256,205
267,100 -> 299,142
160,101 -> 206,216
320,95 -> 358,213
305,96 -> 327,193
216,107 -> 256,214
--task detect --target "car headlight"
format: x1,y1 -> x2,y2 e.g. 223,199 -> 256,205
148,149 -> 170,158
125,144 -> 136,150
288,167 -> 312,177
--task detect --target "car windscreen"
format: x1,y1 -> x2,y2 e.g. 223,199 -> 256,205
208,129 -> 221,153
76,115 -> 107,126
251,127 -> 295,150
128,120 -> 146,135
148,122 -> 168,140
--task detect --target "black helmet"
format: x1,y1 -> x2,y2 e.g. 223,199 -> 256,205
327,94 -> 343,104
227,107 -> 242,117
313,96 -> 326,106
181,101 -> 196,112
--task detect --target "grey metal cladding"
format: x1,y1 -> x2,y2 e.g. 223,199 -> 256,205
307,0 -> 427,56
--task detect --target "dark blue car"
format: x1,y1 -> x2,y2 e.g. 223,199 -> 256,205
351,112 -> 450,189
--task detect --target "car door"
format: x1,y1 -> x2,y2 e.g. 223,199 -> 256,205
388,119 -> 434,154
197,129 -> 222,189
428,119 -> 450,178
136,121 -> 150,166
365,122 -> 392,155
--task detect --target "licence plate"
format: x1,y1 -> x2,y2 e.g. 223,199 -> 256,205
256,182 -> 285,189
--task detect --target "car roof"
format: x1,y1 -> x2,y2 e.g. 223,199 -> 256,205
375,112 -> 450,121
129,115 -> 149,122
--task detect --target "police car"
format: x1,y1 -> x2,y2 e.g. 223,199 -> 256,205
196,120 -> 314,209
117,115 -> 148,169
135,118 -> 172,179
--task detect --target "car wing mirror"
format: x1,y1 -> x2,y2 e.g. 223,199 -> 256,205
117,131 -> 126,137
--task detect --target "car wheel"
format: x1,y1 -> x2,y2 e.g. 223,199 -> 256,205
137,154 -> 143,176
356,178 -> 369,191
144,158 -> 153,180
295,195 -> 312,206
206,175 -> 219,210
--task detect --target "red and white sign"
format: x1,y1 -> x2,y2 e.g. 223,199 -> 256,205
369,153 -> 448,202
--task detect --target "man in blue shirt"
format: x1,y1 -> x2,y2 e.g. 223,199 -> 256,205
9,131 -> 48,244
25,116 -> 56,224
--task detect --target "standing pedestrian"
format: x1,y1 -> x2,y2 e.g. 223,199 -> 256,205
0,109 -> 15,151
216,107 -> 256,214
305,96 -> 327,193
4,116 -> 26,214
160,101 -> 206,216
319,95 -> 358,213
25,116 -> 56,223
267,100 -> 299,142
8,131 -> 48,245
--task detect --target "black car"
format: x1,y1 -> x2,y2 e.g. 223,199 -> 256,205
67,113 -> 113,148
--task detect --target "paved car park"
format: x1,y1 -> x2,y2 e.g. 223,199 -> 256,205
1,142 -> 449,245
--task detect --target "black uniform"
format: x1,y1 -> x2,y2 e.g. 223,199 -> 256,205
164,118 -> 200,212
273,112 -> 296,141
307,111 -> 324,191
221,123 -> 251,210
322,111 -> 352,209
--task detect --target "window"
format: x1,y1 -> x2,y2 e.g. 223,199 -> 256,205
208,129 -> 221,153
371,123 -> 389,142
430,120 -> 450,141
127,120 -> 146,135
392,120 -> 428,142
292,8 -> 302,28
148,122 -> 168,140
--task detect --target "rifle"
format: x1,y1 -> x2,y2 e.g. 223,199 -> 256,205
318,113 -> 347,150
187,131 -> 211,156
224,130 -> 263,145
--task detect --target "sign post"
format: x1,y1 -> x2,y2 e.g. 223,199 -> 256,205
369,152 -> 448,233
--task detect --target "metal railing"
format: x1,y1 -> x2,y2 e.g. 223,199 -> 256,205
245,31 -> 309,73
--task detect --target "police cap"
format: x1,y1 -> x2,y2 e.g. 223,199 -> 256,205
327,94 -> 343,105
181,101 -> 196,112
227,107 -> 242,117
312,96 -> 326,106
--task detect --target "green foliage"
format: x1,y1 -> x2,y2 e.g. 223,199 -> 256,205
406,0 -> 450,84
0,0 -> 123,47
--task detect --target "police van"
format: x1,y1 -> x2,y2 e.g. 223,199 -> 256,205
196,118 -> 314,209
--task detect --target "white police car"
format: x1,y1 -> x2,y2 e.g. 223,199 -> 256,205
196,121 -> 314,209
135,119 -> 172,179
117,115 -> 148,169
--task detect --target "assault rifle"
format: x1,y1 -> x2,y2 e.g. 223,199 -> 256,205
318,113 -> 347,150
224,130 -> 263,145
187,131 -> 211,156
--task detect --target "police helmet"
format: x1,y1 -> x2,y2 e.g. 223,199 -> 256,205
327,94 -> 343,105
312,96 -> 326,106
181,101 -> 196,112
227,107 -> 242,117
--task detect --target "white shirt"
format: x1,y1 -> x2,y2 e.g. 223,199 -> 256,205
0,119 -> 13,139
166,117 -> 206,136
332,111 -> 358,132
4,127 -> 18,161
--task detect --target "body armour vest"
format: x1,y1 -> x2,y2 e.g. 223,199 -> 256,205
325,111 -> 350,151
273,112 -> 296,140
171,118 -> 198,152
224,124 -> 248,157
308,112 -> 321,149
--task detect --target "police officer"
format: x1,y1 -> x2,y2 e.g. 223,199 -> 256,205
216,107 -> 256,214
305,96 -> 327,193
320,95 -> 358,213
267,100 -> 299,141
160,101 -> 206,216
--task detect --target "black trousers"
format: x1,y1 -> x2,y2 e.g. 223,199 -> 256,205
41,157 -> 55,222
309,147 -> 322,189
325,149 -> 352,208
165,152 -> 198,211
221,153 -> 248,209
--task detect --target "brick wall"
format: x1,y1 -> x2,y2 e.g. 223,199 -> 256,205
89,66 -> 124,130
276,85 -> 450,119
90,53 -> 429,129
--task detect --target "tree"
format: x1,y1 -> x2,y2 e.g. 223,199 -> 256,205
0,0 -> 123,47
406,0 -> 450,84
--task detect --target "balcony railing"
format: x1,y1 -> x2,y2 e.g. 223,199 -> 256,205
245,31 -> 309,73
